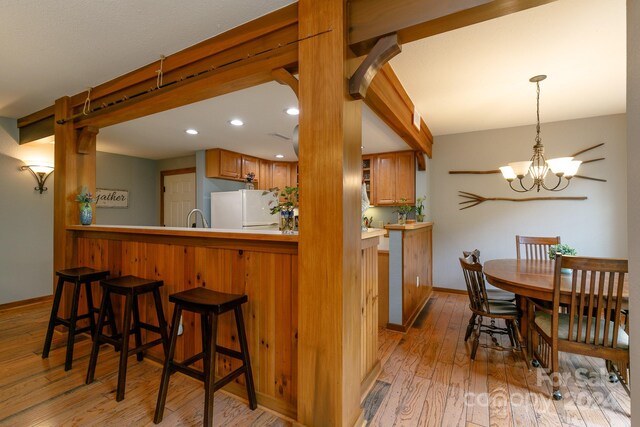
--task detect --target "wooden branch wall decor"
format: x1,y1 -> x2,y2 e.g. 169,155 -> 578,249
458,192 -> 588,210
449,143 -> 607,182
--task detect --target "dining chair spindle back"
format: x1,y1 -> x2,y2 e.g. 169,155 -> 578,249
527,254 -> 629,400
516,235 -> 561,260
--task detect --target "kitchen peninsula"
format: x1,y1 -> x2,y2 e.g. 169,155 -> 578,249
65,224 -> 384,419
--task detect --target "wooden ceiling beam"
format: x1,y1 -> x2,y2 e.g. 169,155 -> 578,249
18,3 -> 298,137
74,46 -> 298,129
271,68 -> 299,98
349,0 -> 557,55
364,63 -> 433,158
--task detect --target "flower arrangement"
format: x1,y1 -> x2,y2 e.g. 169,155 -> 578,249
245,172 -> 255,183
265,186 -> 298,215
393,198 -> 413,215
548,244 -> 577,260
75,187 -> 94,204
415,195 -> 426,221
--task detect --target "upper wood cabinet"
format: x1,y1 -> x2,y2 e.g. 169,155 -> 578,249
371,151 -> 415,206
242,155 -> 260,180
258,159 -> 272,190
272,162 -> 291,190
206,149 -> 242,180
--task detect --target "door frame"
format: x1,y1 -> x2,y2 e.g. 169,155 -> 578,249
160,167 -> 196,226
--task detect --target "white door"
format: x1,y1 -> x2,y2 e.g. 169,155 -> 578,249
163,172 -> 196,227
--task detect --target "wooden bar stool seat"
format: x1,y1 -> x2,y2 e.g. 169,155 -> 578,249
154,287 -> 257,426
42,267 -> 110,371
86,275 -> 169,402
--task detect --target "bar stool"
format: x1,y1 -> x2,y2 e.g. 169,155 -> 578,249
42,267 -> 110,371
86,275 -> 169,402
154,287 -> 257,426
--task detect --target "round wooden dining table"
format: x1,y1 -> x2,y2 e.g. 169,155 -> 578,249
483,258 -> 629,340
483,258 -> 629,304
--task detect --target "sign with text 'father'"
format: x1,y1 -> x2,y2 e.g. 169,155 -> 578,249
96,188 -> 129,208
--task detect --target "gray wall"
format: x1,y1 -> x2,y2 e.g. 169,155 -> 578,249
431,114 -> 627,290
627,0 -> 639,418
0,118 -> 53,304
96,152 -> 158,226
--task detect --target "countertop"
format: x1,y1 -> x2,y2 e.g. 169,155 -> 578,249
385,221 -> 433,231
68,224 -> 298,242
69,225 -> 387,243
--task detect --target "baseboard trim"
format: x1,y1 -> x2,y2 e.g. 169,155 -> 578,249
0,294 -> 52,311
433,287 -> 467,295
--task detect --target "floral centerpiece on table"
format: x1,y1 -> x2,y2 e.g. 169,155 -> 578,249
415,195 -> 426,222
393,198 -> 413,224
76,187 -> 95,225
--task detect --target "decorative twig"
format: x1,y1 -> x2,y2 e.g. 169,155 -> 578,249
449,170 -> 500,174
574,175 -> 606,182
572,143 -> 604,157
458,191 -> 587,210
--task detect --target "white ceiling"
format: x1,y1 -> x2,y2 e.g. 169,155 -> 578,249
0,0 -> 626,160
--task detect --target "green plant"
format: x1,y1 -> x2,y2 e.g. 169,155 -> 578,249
265,186 -> 298,214
393,198 -> 413,215
75,187 -> 94,203
415,195 -> 426,216
548,244 -> 577,260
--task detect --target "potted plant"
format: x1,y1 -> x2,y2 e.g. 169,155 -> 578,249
265,186 -> 299,232
393,198 -> 413,225
76,187 -> 95,225
244,172 -> 256,190
548,244 -> 577,274
415,195 -> 426,222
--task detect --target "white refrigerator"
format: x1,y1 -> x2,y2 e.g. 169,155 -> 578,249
210,190 -> 278,229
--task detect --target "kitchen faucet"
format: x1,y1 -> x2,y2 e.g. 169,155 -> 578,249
186,209 -> 209,228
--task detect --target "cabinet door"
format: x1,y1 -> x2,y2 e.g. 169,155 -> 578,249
219,150 -> 242,179
272,162 -> 291,190
395,151 -> 415,204
362,155 -> 373,203
258,159 -> 272,190
288,163 -> 298,188
242,155 -> 260,182
373,153 -> 396,205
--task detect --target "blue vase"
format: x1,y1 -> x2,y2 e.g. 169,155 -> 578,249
80,203 -> 93,225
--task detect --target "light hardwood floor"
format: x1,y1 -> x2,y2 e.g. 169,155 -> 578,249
0,292 -> 630,426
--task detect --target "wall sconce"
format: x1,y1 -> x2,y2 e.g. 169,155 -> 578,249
20,164 -> 54,194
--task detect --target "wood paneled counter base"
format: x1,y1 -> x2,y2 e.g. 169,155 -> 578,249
64,225 -> 383,420
67,225 -> 298,418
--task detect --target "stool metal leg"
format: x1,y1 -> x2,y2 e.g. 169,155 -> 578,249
154,305 -> 182,424
132,295 -> 144,362
203,312 -> 218,427
87,290 -> 110,384
234,305 -> 257,409
42,276 -> 65,359
64,280 -> 82,371
116,293 -> 134,402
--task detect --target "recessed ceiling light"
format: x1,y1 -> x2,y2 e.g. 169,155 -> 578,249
185,129 -> 199,135
229,119 -> 244,126
285,107 -> 299,116
275,154 -> 285,159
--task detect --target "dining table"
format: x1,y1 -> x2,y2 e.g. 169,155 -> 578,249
483,258 -> 629,338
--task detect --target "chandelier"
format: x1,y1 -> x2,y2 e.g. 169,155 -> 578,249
499,75 -> 581,192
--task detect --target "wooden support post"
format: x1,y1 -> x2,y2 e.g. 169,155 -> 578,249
54,97 -> 97,313
298,0 -> 363,425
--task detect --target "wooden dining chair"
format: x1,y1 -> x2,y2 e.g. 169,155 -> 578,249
516,235 -> 561,260
527,254 -> 629,400
459,255 -> 529,366
462,250 -> 515,342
